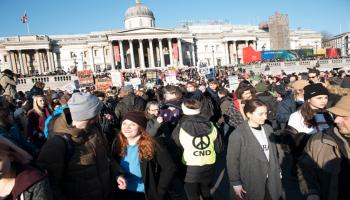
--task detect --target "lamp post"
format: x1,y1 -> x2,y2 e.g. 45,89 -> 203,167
72,53 -> 77,73
261,44 -> 266,61
80,52 -> 85,70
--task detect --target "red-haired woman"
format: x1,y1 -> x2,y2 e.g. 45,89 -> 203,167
114,111 -> 176,200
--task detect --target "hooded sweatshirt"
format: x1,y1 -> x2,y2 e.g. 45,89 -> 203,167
172,115 -> 222,182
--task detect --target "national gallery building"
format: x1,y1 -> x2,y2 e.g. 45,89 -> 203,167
0,0 -> 322,75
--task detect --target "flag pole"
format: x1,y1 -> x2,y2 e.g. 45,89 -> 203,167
26,21 -> 30,35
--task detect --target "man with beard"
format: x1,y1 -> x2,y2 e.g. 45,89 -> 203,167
298,95 -> 350,200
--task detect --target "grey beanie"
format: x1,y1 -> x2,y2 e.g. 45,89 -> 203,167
68,92 -> 103,121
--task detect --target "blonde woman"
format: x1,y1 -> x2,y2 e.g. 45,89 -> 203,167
26,95 -> 51,148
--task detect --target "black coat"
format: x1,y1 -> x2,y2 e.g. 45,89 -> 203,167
116,143 -> 177,200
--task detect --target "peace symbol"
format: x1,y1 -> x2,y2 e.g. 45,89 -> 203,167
192,135 -> 210,150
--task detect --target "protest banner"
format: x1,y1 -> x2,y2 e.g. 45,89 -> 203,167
95,77 -> 113,91
77,70 -> 94,88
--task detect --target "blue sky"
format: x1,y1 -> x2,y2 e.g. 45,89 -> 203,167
0,0 -> 349,37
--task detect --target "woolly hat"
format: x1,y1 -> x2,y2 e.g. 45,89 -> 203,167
120,85 -> 134,94
68,92 -> 103,121
181,102 -> 201,116
303,83 -> 329,100
0,135 -> 33,164
292,80 -> 309,90
122,111 -> 148,129
327,95 -> 350,116
255,82 -> 268,93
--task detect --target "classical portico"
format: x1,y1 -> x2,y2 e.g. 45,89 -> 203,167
109,33 -> 187,70
2,35 -> 57,75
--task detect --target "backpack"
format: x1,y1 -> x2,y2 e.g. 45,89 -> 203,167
224,103 -> 244,128
53,134 -> 75,169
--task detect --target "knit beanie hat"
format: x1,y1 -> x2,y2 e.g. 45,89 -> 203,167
255,82 -> 268,93
303,83 -> 329,100
68,92 -> 103,121
122,111 -> 148,129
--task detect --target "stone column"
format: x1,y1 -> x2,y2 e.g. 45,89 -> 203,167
178,38 -> 183,66
233,41 -> 238,64
89,47 -> 95,72
119,40 -> 125,70
191,45 -> 196,66
35,50 -> 42,75
109,42 -> 115,70
139,39 -> 145,69
148,39 -> 155,67
101,46 -> 106,71
47,49 -> 53,72
18,50 -> 25,75
168,38 -> 174,65
224,42 -> 230,65
158,39 -> 165,67
51,51 -> 56,71
129,40 -> 136,69
245,41 -> 248,47
23,53 -> 29,75
8,51 -> 14,72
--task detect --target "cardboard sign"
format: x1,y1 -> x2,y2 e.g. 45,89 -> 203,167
77,70 -> 94,88
228,75 -> 239,91
95,77 -> 112,91
146,71 -> 157,79
110,71 -> 123,87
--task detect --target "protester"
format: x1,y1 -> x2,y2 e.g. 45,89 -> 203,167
227,99 -> 282,200
0,135 -> 53,200
172,99 -> 222,200
0,69 -> 17,98
26,95 -> 51,148
114,111 -> 176,200
37,92 -> 117,200
298,95 -> 350,200
287,83 -> 333,134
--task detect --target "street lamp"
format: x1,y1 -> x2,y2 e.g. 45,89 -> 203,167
72,53 -> 77,73
211,45 -> 215,66
80,52 -> 85,70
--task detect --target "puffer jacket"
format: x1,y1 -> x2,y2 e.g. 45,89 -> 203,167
0,73 -> 16,98
37,112 -> 116,200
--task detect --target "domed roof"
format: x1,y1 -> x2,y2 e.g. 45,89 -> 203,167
124,0 -> 155,20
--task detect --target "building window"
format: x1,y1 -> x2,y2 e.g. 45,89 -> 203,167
4,55 -> 7,62
84,51 -> 88,58
216,45 -> 219,52
70,52 -> 74,58
205,45 -> 208,52
94,50 -> 98,56
105,49 -> 109,56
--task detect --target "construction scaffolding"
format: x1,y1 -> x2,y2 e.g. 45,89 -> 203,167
268,12 -> 290,50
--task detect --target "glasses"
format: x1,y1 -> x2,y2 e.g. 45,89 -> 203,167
308,76 -> 316,79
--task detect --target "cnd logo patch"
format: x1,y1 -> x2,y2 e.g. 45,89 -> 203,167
261,145 -> 269,152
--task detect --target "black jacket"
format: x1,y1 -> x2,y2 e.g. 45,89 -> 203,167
115,143 -> 177,200
172,114 -> 222,182
114,94 -> 146,124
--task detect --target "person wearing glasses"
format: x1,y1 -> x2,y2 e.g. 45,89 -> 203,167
308,69 -> 320,84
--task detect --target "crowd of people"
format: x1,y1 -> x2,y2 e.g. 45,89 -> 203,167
0,65 -> 350,200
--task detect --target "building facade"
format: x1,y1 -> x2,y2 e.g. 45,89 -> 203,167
0,0 -> 322,75
323,32 -> 350,56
